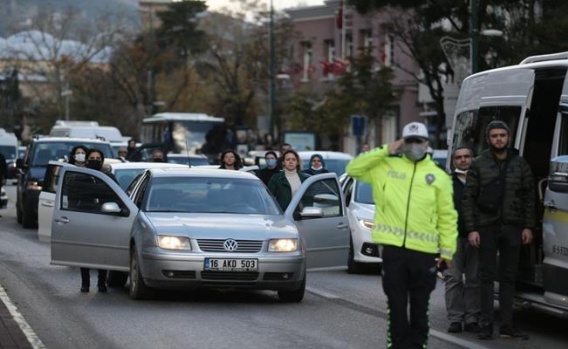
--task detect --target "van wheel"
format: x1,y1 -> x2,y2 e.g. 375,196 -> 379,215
22,210 -> 35,229
129,245 -> 151,300
107,271 -> 128,288
347,239 -> 364,274
278,274 -> 306,302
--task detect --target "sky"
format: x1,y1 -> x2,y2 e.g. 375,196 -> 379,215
206,0 -> 325,11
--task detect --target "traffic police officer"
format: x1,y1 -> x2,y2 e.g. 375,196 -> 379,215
346,122 -> 457,348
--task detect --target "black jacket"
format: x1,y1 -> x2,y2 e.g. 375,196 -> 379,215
462,149 -> 536,232
257,167 -> 280,186
452,172 -> 467,237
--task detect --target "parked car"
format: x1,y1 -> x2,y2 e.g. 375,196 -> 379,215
39,161 -> 188,242
16,137 -> 114,228
50,168 -> 349,301
340,175 -> 382,273
298,151 -> 353,177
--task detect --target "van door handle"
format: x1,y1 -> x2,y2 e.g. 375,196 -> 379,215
54,217 -> 69,224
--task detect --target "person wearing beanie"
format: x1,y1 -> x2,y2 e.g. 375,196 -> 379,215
267,149 -> 308,211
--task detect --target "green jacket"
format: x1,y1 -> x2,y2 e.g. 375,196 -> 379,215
462,149 -> 536,232
346,145 -> 457,260
268,170 -> 308,211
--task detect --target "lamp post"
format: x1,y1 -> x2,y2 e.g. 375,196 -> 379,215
268,0 -> 276,145
61,81 -> 72,121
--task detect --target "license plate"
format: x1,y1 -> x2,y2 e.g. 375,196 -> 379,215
204,258 -> 258,272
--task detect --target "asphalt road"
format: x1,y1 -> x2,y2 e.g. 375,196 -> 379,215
0,184 -> 567,349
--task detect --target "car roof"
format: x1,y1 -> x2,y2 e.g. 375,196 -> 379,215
109,162 -> 189,170
166,153 -> 207,158
32,137 -> 112,144
297,151 -> 353,160
148,167 -> 260,180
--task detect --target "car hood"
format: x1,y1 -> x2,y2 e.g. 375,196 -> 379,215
144,213 -> 299,240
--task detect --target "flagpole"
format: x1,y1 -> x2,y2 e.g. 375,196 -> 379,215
340,0 -> 346,59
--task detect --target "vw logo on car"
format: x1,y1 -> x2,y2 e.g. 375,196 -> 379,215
223,239 -> 238,251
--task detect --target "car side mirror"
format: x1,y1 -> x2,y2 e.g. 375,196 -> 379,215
299,207 -> 323,219
101,202 -> 128,216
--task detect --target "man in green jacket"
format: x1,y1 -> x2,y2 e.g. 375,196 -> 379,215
346,121 -> 457,349
462,120 -> 535,340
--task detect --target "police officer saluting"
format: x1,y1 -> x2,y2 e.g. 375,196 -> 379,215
346,122 -> 457,348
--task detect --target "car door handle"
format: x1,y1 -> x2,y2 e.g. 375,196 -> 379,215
54,217 -> 69,224
41,201 -> 54,207
337,223 -> 349,230
544,200 -> 557,210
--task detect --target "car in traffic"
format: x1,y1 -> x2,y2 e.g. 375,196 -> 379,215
50,168 -> 349,301
16,137 -> 114,228
298,151 -> 353,177
38,161 -> 189,242
340,175 -> 381,273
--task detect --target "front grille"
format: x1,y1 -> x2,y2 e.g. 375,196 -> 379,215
197,239 -> 263,252
162,270 -> 197,279
201,271 -> 259,281
263,272 -> 295,281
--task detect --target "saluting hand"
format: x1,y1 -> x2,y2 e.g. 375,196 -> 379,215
388,139 -> 404,154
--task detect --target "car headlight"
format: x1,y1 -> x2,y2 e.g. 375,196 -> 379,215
268,239 -> 298,252
26,181 -> 42,191
358,218 -> 375,229
157,236 -> 191,250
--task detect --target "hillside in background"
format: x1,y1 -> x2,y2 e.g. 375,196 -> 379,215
0,0 -> 140,37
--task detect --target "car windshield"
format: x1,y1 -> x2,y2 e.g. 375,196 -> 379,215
354,181 -> 373,204
31,141 -> 114,166
114,169 -> 145,190
144,176 -> 282,215
301,159 -> 350,176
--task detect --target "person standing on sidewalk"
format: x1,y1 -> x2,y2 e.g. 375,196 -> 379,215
445,147 -> 480,334
346,121 -> 457,349
462,120 -> 536,340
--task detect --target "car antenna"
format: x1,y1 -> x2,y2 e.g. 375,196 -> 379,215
185,139 -> 191,168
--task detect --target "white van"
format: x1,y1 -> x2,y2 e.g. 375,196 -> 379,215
449,51 -> 568,317
49,121 -> 128,146
0,128 -> 18,162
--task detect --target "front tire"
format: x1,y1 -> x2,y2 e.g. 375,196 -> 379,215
278,274 -> 306,302
129,245 -> 151,300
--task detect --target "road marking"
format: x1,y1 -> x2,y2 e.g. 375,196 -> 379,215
0,284 -> 46,349
307,286 -> 490,349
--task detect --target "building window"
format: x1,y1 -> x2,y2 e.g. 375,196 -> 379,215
346,33 -> 353,58
301,41 -> 312,82
325,39 -> 335,62
382,35 -> 394,67
360,29 -> 373,50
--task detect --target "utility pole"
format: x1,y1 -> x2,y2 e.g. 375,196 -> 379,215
268,0 -> 276,144
470,0 -> 479,74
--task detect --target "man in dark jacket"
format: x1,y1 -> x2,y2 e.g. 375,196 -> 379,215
445,147 -> 480,334
462,120 -> 536,340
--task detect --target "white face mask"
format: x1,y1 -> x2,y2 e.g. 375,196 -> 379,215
74,153 -> 86,163
454,168 -> 468,174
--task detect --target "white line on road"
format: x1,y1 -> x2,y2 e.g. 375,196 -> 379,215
0,284 -> 46,349
307,286 -> 490,349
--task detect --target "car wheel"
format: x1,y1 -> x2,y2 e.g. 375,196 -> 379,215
278,273 -> 306,303
22,209 -> 36,229
347,238 -> 364,274
129,245 -> 151,300
107,271 -> 128,288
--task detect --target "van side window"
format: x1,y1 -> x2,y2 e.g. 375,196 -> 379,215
558,112 -> 568,155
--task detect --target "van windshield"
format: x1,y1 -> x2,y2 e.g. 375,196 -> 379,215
452,106 -> 522,156
31,141 -> 114,166
0,145 -> 17,159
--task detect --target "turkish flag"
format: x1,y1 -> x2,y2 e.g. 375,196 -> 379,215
336,0 -> 343,29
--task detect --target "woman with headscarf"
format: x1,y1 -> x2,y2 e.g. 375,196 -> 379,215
268,149 -> 308,211
302,153 -> 329,176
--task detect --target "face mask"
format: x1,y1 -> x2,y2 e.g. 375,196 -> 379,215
403,143 -> 427,162
266,158 -> 277,167
455,169 -> 468,175
86,160 -> 103,170
74,153 -> 85,163
311,166 -> 323,171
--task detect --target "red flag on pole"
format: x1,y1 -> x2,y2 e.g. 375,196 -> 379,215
336,0 -> 343,29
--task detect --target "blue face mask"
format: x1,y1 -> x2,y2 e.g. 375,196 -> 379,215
266,158 -> 277,167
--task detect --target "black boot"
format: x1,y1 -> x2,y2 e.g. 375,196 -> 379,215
97,269 -> 108,293
80,268 -> 90,293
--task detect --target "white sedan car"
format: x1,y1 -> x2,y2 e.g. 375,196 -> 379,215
38,161 -> 187,242
341,175 -> 382,274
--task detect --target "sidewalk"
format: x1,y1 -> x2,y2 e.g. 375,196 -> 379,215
0,285 -> 34,349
